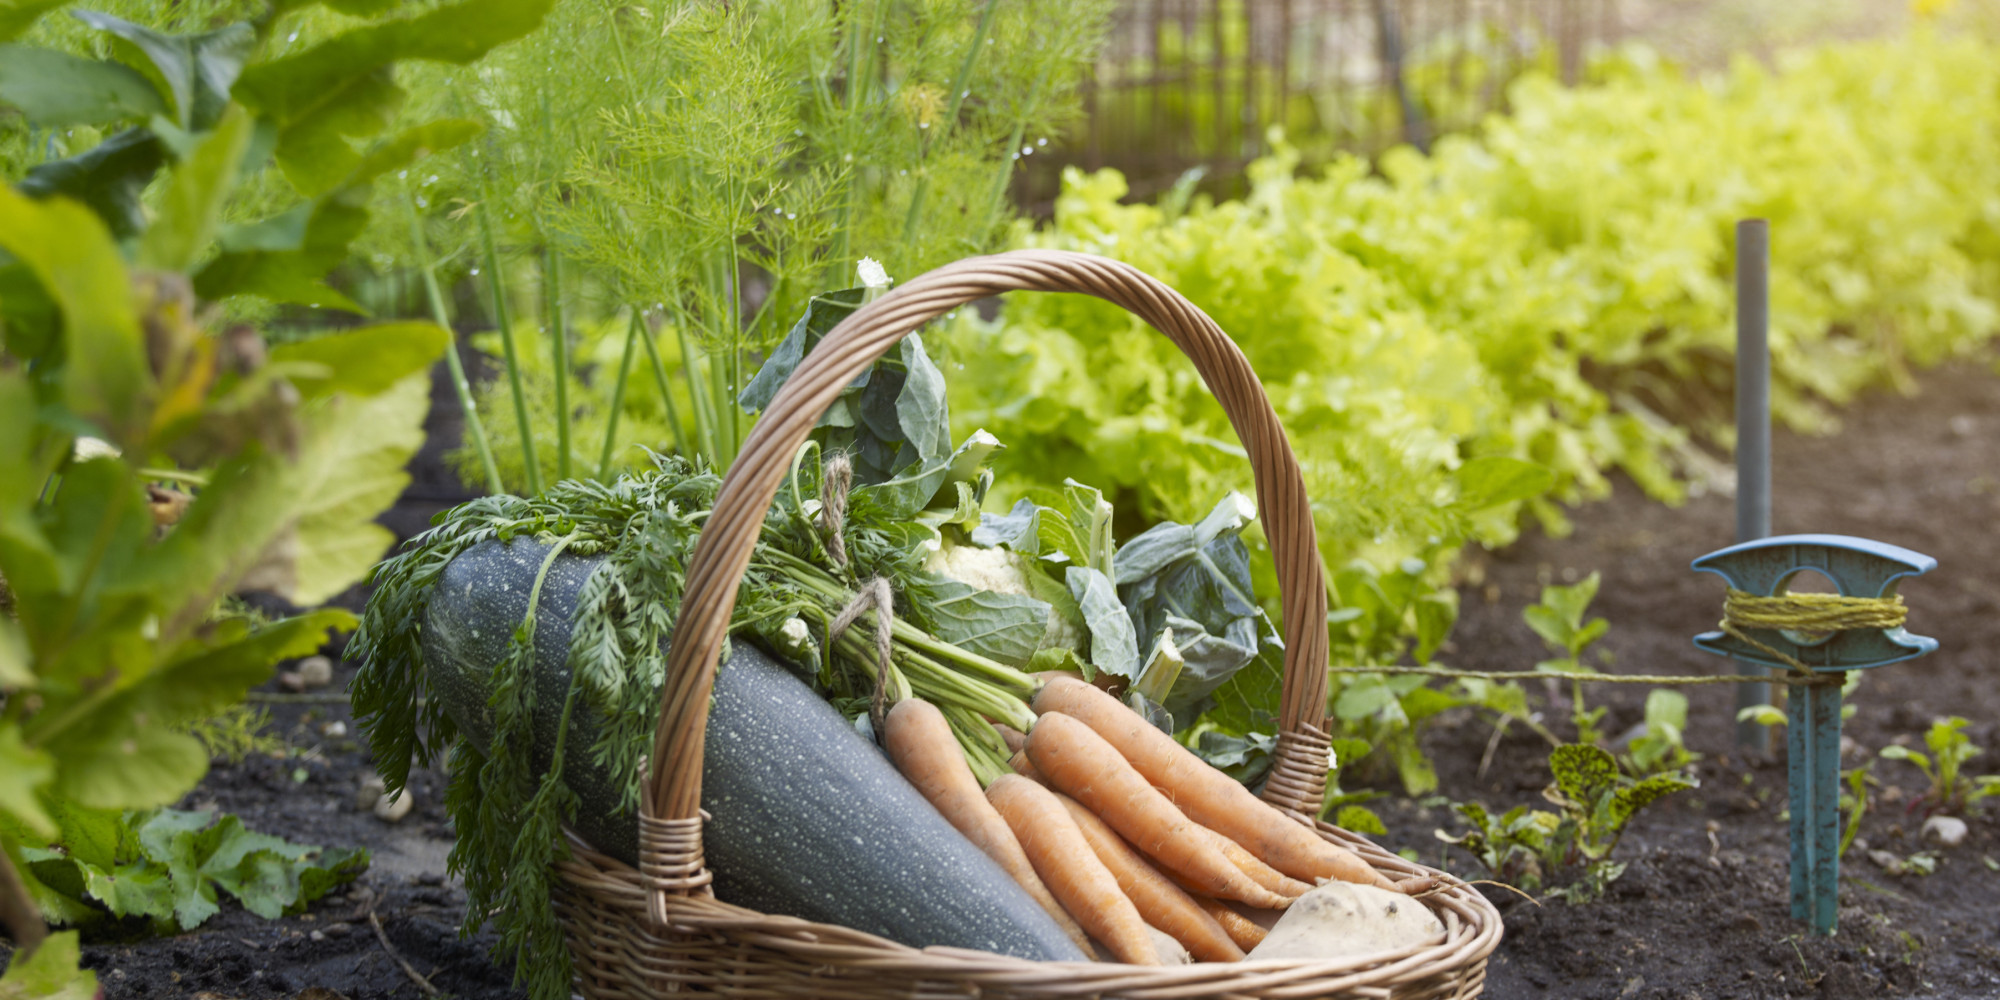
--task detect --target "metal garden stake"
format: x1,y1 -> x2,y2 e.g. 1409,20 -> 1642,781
1735,219 -> 1772,750
1690,534 -> 1936,934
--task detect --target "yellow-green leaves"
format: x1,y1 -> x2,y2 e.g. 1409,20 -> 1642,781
0,186 -> 151,449
0,930 -> 98,1000
138,107 -> 254,273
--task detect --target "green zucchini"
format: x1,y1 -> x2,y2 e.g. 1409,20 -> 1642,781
420,538 -> 1087,962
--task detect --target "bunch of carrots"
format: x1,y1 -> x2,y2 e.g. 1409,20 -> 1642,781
884,676 -> 1417,964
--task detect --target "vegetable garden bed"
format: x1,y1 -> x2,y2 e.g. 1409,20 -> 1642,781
10,363 -> 1997,1000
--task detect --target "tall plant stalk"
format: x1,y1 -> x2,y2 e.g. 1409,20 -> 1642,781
545,247 -> 573,482
475,191 -> 544,496
636,314 -> 691,459
597,308 -> 643,479
404,187 -> 503,494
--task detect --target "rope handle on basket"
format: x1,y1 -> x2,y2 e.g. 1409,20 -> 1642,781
640,249 -> 1335,897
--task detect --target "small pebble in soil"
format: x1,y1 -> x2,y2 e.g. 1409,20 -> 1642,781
1922,815 -> 1968,848
295,655 -> 334,689
356,776 -> 386,811
322,922 -> 352,938
310,930 -> 325,942
374,789 -> 415,822
321,720 -> 348,738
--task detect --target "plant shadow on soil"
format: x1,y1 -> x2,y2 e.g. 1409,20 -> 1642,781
9,361 -> 2000,999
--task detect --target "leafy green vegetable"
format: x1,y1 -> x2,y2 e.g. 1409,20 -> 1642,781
11,808 -> 366,930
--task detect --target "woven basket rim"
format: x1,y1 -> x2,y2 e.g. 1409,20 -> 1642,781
558,817 -> 1504,992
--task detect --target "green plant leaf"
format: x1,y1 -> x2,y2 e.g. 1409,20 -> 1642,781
71,11 -> 251,131
54,723 -> 208,810
137,106 -> 252,272
1455,455 -> 1555,510
0,724 -> 56,840
1334,804 -> 1388,835
1413,591 -> 1458,663
1067,565 -> 1137,680
1736,704 -> 1787,727
0,0 -> 65,41
1542,573 -> 1602,631
1606,772 -> 1695,830
0,45 -> 166,125
923,580 -> 1049,667
233,0 -> 553,194
270,320 -> 451,399
0,929 -> 97,1000
15,126 -> 166,239
0,175 -> 151,446
1550,743 -> 1619,806
83,858 -> 174,921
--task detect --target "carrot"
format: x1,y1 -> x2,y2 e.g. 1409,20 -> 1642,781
1057,794 -> 1244,962
883,700 -> 1093,953
1009,749 -> 1047,784
1191,896 -> 1268,951
1026,712 -> 1291,909
994,723 -> 1028,754
987,775 -> 1158,965
1033,677 -> 1398,892
1204,828 -> 1313,898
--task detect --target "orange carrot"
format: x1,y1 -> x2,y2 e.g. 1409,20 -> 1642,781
987,775 -> 1158,965
883,700 -> 1092,953
1009,749 -> 1048,784
1026,712 -> 1291,910
1204,828 -> 1313,898
994,723 -> 1028,754
1057,794 -> 1244,962
1033,677 -> 1398,891
1191,896 -> 1268,951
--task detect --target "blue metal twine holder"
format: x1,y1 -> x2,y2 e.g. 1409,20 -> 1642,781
1690,534 -> 1936,934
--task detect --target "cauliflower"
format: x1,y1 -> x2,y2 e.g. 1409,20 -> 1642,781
924,540 -> 1086,653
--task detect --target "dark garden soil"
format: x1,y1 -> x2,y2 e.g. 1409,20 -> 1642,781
14,358 -> 2000,999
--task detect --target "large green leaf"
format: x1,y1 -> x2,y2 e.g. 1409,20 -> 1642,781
270,320 -> 450,399
0,45 -> 166,125
151,372 -> 432,612
137,107 -> 253,272
83,858 -> 174,921
233,0 -> 552,194
71,11 -> 251,131
53,722 -> 208,810
1549,743 -> 1619,808
0,181 -> 151,446
1067,565 -> 1137,679
923,580 -> 1048,667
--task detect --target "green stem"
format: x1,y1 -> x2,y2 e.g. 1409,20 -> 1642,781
597,308 -> 643,480
983,62 -> 1054,240
901,0 -> 998,244
475,197 -> 543,496
635,313 -> 691,459
405,187 -> 503,495
673,308 -> 719,464
545,248 -> 572,483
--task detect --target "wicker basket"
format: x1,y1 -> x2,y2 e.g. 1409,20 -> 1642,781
550,249 -> 1503,999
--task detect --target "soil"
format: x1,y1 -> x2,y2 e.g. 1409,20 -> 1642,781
9,358 -> 2000,999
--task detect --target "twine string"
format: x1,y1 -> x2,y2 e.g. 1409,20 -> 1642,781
1333,589 -> 1911,689
818,452 -> 853,569
830,578 -> 897,733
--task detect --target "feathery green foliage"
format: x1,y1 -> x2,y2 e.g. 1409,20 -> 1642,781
391,0 -> 1110,486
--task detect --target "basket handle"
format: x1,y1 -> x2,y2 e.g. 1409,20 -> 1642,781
641,250 -> 1335,895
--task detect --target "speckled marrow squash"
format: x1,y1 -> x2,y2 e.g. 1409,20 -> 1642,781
420,538 -> 1087,962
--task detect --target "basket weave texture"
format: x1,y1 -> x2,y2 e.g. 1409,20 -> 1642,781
553,249 -> 1503,999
